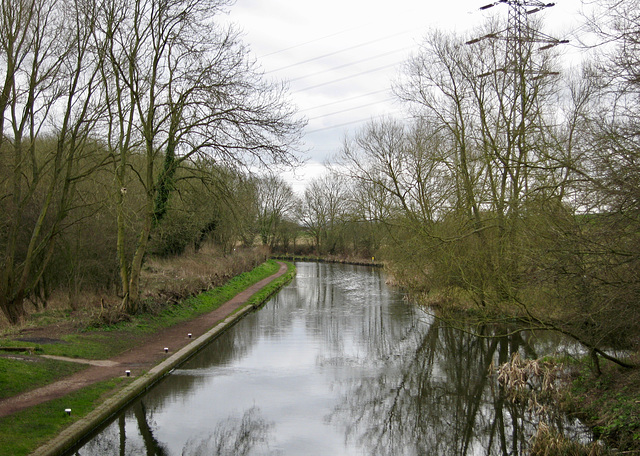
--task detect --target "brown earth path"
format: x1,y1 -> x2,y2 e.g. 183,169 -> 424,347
0,261 -> 289,419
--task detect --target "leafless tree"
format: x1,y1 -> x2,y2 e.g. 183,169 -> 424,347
391,21 -> 565,304
255,173 -> 297,249
0,0 -> 104,323
299,174 -> 348,255
93,0 -> 303,313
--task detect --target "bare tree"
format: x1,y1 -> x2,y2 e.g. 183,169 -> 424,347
363,13 -> 637,368
94,0 -> 303,313
299,174 -> 348,255
255,173 -> 297,249
391,20 -> 565,304
0,0 -> 104,323
541,0 -> 640,368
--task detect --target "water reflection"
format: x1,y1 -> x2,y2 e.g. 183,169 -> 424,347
182,406 -> 274,456
71,262 -> 589,455
326,322 -> 586,455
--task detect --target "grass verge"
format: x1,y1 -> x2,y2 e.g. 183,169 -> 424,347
1,260 -> 282,361
245,260 -> 296,309
0,378 -> 124,456
0,357 -> 87,400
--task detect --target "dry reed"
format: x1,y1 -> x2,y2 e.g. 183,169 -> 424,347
495,353 -> 610,456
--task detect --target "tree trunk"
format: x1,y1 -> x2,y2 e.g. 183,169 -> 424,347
126,211 -> 153,314
0,294 -> 27,325
116,189 -> 130,312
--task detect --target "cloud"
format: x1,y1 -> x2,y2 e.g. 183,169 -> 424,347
228,0 -> 585,188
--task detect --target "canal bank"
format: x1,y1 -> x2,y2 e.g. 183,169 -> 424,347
3,261 -> 294,456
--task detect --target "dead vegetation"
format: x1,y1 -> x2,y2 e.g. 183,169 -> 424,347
141,245 -> 268,306
494,353 -> 612,456
495,352 -> 565,415
0,245 -> 268,333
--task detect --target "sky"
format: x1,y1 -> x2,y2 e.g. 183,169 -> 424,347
225,0 -> 588,193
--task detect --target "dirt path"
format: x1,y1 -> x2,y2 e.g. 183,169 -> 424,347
0,262 -> 288,418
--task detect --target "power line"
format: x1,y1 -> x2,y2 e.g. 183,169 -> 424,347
305,111 -> 405,135
287,47 -> 412,83
266,30 -> 415,74
561,6 -> 616,50
298,89 -> 390,112
257,9 -> 428,60
293,62 -> 400,93
306,97 -> 396,121
258,25 -> 366,59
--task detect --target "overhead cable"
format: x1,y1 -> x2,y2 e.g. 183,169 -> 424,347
306,97 -> 396,121
293,62 -> 400,93
266,30 -> 415,74
287,47 -> 412,83
299,89 -> 391,112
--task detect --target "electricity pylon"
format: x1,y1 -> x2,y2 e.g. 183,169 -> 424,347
466,1 -> 568,77
465,1 -> 569,199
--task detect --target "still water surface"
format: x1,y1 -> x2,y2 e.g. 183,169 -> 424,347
71,262 -> 589,455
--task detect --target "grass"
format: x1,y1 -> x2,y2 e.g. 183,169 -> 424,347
529,422 -> 609,456
173,259 -> 282,320
43,333 -> 138,360
244,260 -> 296,309
0,378 -> 124,456
0,356 -> 86,399
0,339 -> 44,350
0,246 -> 270,333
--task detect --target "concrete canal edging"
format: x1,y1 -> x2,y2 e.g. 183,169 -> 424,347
30,263 -> 293,456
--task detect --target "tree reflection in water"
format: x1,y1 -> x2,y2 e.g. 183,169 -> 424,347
77,403 -> 275,456
182,406 -> 275,455
75,401 -> 169,456
325,319 -> 587,455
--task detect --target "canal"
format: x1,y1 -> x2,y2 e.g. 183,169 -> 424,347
70,262 -> 589,455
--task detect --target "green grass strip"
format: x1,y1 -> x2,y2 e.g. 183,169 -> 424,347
0,378 -> 123,456
0,357 -> 87,400
158,259 -> 283,325
244,261 -> 296,310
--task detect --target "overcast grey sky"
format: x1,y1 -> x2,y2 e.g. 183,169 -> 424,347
225,0 -> 587,191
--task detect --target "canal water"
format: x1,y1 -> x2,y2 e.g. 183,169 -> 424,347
70,262 -> 590,455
